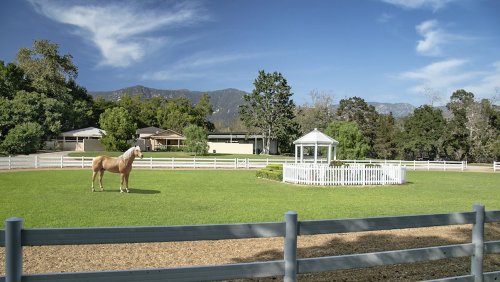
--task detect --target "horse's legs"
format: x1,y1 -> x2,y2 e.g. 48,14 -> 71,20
125,173 -> 130,193
99,170 -> 104,191
120,173 -> 125,193
91,171 -> 97,192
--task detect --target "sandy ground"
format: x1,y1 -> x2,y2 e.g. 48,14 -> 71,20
1,223 -> 499,281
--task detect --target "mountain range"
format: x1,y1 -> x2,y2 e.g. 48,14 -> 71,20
90,86 -> 429,125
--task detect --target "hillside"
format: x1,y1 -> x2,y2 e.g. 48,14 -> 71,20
90,86 -> 424,125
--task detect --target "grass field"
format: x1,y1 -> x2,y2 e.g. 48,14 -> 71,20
0,170 -> 499,228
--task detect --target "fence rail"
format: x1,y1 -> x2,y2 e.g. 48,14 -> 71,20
1,205 -> 499,282
494,161 -> 500,172
0,156 -> 470,171
283,163 -> 406,186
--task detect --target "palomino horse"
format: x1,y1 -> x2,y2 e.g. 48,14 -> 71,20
91,146 -> 143,193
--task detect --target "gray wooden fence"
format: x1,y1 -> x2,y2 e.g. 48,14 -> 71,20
1,204 -> 499,282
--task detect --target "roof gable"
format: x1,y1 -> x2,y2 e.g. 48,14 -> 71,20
150,129 -> 185,139
293,128 -> 339,145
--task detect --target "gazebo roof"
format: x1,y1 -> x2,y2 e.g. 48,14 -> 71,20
293,128 -> 339,145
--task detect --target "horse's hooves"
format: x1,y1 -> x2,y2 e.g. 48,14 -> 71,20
126,190 -> 130,193
120,190 -> 124,193
92,189 -> 95,192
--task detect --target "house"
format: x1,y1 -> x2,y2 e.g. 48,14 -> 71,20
56,127 -> 106,151
207,132 -> 278,154
135,127 -> 186,151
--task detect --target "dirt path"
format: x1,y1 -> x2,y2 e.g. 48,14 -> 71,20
1,223 -> 499,281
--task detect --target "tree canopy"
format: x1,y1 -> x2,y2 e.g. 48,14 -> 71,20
239,70 -> 298,154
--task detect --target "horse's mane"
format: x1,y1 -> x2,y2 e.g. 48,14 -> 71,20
120,146 -> 139,160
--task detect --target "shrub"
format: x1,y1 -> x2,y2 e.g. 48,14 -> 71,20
1,122 -> 44,154
256,164 -> 283,181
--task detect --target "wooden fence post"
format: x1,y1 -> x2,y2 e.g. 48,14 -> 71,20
284,211 -> 298,282
9,155 -> 12,170
471,204 -> 485,282
5,217 -> 23,282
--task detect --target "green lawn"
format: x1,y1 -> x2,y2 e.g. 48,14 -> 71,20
68,151 -> 293,159
0,170 -> 499,228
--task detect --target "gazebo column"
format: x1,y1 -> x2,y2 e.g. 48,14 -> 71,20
314,143 -> 318,164
300,144 -> 304,163
294,145 -> 296,163
334,146 -> 337,160
327,144 -> 332,164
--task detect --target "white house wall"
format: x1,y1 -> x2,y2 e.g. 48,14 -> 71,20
208,142 -> 253,154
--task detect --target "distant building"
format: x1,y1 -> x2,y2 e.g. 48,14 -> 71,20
56,127 -> 106,151
207,132 -> 277,155
135,127 -> 185,151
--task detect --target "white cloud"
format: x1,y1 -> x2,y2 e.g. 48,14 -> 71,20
399,59 -> 500,101
381,0 -> 456,11
377,13 -> 394,23
142,52 -> 263,81
415,20 -> 446,56
30,0 -> 208,67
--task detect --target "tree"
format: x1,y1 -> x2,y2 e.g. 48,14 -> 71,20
16,39 -> 77,101
295,90 -> 336,133
400,105 -> 446,160
0,61 -> 31,99
194,93 -> 215,131
373,113 -> 397,159
99,107 -> 137,151
444,89 -> 474,160
239,70 -> 297,154
183,124 -> 209,156
139,96 -> 164,128
325,121 -> 369,160
1,122 -> 44,154
157,97 -> 193,132
336,97 -> 379,157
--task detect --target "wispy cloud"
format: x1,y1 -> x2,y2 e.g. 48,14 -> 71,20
30,0 -> 208,67
142,52 -> 264,81
415,20 -> 473,56
380,0 -> 456,11
399,59 -> 500,100
377,13 -> 394,23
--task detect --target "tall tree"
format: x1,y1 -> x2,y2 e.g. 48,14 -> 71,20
157,97 -> 194,133
15,39 -> 78,101
400,105 -> 446,160
325,121 -> 369,160
183,124 -> 209,156
295,90 -> 336,133
239,70 -> 297,154
99,107 -> 137,151
444,89 -> 474,160
374,113 -> 397,159
336,97 -> 379,157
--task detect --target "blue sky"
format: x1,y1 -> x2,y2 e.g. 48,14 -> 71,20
1,0 -> 499,106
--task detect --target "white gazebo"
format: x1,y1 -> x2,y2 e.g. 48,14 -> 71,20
293,128 -> 339,164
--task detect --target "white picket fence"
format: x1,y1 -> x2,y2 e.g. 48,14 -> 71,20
283,164 -> 406,186
0,156 -> 469,171
494,161 -> 500,172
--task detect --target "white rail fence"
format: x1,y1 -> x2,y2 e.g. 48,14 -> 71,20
283,164 -> 406,186
494,161 -> 500,172
1,205 -> 499,282
0,156 -> 470,171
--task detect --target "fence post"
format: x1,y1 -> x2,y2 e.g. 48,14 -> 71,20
34,156 -> 38,169
81,156 -> 84,168
9,155 -> 12,170
471,204 -> 485,282
6,217 -> 23,282
284,211 -> 298,282
150,157 -> 153,169
60,156 -> 63,168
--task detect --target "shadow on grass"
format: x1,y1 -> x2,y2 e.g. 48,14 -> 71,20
230,223 -> 500,281
100,188 -> 160,194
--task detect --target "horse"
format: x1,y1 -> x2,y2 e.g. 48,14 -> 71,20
91,146 -> 143,193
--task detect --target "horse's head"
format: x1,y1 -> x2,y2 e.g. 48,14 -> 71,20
134,146 -> 143,159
